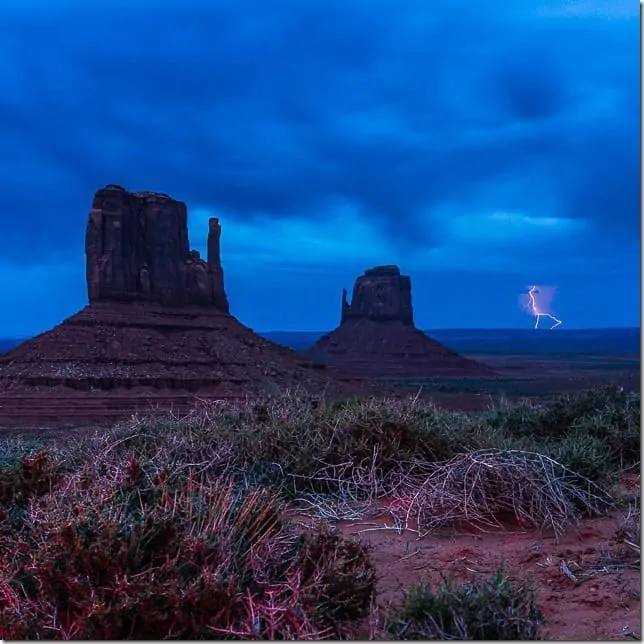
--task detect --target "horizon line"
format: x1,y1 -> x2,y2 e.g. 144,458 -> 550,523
0,325 -> 639,342
259,326 -> 641,334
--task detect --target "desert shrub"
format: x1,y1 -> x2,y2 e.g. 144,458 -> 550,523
546,428 -> 614,487
386,568 -> 543,640
533,387 -> 640,486
484,400 -> 551,441
537,385 -> 637,438
0,448 -> 64,535
0,455 -> 376,640
413,405 -> 476,456
288,530 -> 377,635
568,406 -> 640,472
0,470 -> 281,638
393,449 -> 611,538
485,386 -> 640,468
421,409 -> 537,454
230,395 -> 456,498
0,448 -> 61,504
324,397 -> 454,465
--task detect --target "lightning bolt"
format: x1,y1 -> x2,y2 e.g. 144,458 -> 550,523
528,286 -> 562,330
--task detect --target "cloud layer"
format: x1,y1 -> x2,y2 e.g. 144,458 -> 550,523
0,0 -> 638,333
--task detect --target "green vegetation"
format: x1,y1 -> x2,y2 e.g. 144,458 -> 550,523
386,568 -> 542,640
0,385 -> 639,639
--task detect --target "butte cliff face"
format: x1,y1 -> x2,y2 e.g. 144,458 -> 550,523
341,265 -> 413,325
86,185 -> 229,311
310,265 -> 496,378
0,186 -> 368,428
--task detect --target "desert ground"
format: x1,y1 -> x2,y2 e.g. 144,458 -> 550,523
0,335 -> 640,640
292,481 -> 640,641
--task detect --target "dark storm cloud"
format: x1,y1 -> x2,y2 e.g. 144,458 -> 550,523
0,0 -> 637,263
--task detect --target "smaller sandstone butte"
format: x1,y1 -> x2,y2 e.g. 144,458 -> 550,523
86,184 -> 229,311
342,265 -> 413,325
309,266 -> 496,378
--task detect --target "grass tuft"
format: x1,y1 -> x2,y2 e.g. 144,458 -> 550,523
386,567 -> 543,640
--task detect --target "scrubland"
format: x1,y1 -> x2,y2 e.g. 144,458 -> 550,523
0,385 -> 639,639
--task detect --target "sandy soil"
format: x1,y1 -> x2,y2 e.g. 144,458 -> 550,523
292,505 -> 639,641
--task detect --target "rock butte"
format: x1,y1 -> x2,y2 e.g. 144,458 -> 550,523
308,265 -> 497,378
0,185 -> 370,428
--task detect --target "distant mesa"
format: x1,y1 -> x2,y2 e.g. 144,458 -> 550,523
341,265 -> 414,325
309,265 -> 496,378
0,185 -> 369,428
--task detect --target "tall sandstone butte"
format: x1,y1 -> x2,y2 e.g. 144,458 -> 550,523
86,184 -> 229,311
310,265 -> 496,378
0,185 -> 370,428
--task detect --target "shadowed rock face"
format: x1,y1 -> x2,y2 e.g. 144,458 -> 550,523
342,265 -> 413,325
311,265 -> 497,378
86,185 -> 229,311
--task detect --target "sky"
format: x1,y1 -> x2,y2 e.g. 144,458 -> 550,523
0,0 -> 639,336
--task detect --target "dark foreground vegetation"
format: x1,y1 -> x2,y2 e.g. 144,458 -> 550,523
0,385 -> 639,639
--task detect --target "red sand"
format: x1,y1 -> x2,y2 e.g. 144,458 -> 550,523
331,509 -> 640,641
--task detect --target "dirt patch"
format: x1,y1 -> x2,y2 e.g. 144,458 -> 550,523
290,509 -> 640,641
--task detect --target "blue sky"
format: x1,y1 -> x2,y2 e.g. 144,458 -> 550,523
0,0 -> 639,336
